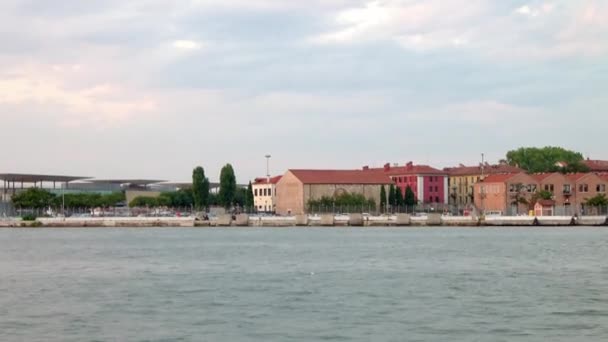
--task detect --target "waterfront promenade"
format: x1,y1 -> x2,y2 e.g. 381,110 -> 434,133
1,214 -> 607,228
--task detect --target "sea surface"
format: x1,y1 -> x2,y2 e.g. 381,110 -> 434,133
1,227 -> 608,342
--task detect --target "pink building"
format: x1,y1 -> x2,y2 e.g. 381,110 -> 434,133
364,162 -> 448,204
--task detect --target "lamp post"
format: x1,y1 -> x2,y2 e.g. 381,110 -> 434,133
265,155 -> 271,182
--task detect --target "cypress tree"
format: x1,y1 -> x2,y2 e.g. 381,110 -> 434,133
246,181 -> 255,211
380,185 -> 387,211
395,186 -> 404,207
405,185 -> 416,206
388,184 -> 396,207
192,166 -> 209,211
219,164 -> 237,209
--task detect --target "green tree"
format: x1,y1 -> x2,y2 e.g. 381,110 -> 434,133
388,184 -> 396,207
219,164 -> 237,209
129,196 -> 160,208
506,146 -> 589,173
395,186 -> 404,206
245,181 -> 255,211
12,188 -> 56,209
404,186 -> 416,206
586,194 -> 608,207
192,166 -> 210,211
380,185 -> 387,211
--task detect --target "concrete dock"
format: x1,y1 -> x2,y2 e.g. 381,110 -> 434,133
1,214 -> 607,228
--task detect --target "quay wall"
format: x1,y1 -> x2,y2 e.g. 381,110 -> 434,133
1,215 -> 607,228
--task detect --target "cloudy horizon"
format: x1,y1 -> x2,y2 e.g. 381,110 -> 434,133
1,0 -> 607,182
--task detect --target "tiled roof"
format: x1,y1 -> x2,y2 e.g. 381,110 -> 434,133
289,169 -> 393,185
253,176 -> 282,185
530,173 -> 564,182
584,160 -> 608,172
481,174 -> 520,183
566,173 -> 591,182
445,164 -> 523,176
365,164 -> 446,175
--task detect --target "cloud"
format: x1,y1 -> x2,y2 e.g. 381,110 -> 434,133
172,39 -> 203,50
0,63 -> 157,127
310,0 -> 608,60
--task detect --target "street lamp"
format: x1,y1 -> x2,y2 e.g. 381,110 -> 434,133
265,155 -> 271,181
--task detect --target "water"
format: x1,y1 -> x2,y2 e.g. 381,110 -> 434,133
1,227 -> 608,342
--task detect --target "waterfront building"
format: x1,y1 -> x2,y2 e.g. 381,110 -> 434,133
475,172 -> 608,216
566,173 -> 607,214
444,164 -> 522,206
252,176 -> 282,213
363,162 -> 448,204
275,170 -> 393,215
474,173 -> 539,216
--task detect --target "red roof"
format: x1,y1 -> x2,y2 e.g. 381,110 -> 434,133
566,173 -> 591,182
481,174 -> 520,183
289,169 -> 393,185
253,176 -> 282,185
364,162 -> 446,175
530,173 -> 566,182
584,160 -> 608,172
445,164 -> 523,176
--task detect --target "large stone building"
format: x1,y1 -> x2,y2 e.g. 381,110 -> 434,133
275,170 -> 393,215
252,176 -> 282,213
364,162 -> 448,204
444,163 -> 522,206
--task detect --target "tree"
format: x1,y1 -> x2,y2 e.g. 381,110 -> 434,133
380,185 -> 387,211
404,186 -> 416,206
506,146 -> 589,173
129,196 -> 160,208
395,186 -> 404,207
219,164 -> 237,209
245,181 -> 255,211
192,166 -> 209,211
12,188 -> 56,209
586,194 -> 608,207
388,184 -> 396,207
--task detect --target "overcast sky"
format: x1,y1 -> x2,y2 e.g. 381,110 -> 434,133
1,0 -> 607,182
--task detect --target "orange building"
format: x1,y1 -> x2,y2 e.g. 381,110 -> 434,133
474,173 -> 539,216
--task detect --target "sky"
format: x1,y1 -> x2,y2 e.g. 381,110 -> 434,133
1,0 -> 607,183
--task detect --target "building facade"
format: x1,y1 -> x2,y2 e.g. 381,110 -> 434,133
252,176 -> 282,212
475,172 -> 608,216
445,164 -> 523,206
275,170 -> 393,215
364,162 -> 448,204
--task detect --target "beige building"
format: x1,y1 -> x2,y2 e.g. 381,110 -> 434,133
445,163 -> 522,206
275,170 -> 394,215
252,176 -> 282,212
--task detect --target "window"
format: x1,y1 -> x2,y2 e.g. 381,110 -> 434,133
563,184 -> 571,193
435,186 -> 439,192
544,184 -> 554,192
526,184 -> 537,193
597,184 -> 606,193
579,184 -> 589,193
274,188 -> 277,196
435,196 -> 440,203
429,197 -> 433,203
254,189 -> 258,196
509,184 -> 517,193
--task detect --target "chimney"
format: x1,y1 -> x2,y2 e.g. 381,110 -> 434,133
384,163 -> 391,171
406,161 -> 413,170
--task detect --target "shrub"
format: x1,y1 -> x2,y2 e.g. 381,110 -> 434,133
21,214 -> 37,221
